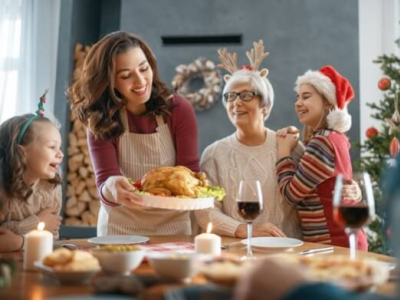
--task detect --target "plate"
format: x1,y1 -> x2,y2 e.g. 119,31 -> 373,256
199,257 -> 254,288
240,237 -> 303,248
138,193 -> 214,210
87,235 -> 149,245
34,261 -> 99,285
378,261 -> 396,271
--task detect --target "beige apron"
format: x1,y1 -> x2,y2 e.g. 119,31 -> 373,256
97,111 -> 191,236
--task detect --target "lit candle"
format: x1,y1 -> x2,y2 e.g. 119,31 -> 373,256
23,222 -> 53,271
195,223 -> 221,256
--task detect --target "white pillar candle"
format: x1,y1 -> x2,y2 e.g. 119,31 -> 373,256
195,223 -> 221,256
23,222 -> 53,271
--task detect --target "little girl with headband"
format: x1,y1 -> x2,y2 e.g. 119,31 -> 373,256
0,90 -> 64,239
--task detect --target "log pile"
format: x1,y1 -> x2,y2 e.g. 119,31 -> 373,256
64,43 -> 99,227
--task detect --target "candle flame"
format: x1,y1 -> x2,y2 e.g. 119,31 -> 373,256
206,222 -> 213,233
38,222 -> 45,231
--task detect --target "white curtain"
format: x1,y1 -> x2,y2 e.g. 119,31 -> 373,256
0,0 -> 60,123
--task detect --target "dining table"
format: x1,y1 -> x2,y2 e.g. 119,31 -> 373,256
0,235 -> 397,300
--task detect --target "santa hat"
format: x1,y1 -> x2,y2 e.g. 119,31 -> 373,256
294,65 -> 354,132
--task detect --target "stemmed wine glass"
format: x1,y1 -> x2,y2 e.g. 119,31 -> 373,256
236,180 -> 263,260
333,172 -> 375,260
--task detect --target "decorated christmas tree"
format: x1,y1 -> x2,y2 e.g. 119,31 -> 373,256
355,54 -> 400,254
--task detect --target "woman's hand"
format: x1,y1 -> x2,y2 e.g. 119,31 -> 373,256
37,208 -> 62,235
277,134 -> 299,158
102,176 -> 143,209
340,179 -> 362,201
234,258 -> 309,300
235,222 -> 286,238
276,126 -> 300,158
276,126 -> 300,138
253,222 -> 286,237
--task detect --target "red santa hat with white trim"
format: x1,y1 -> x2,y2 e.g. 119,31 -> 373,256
294,65 -> 354,133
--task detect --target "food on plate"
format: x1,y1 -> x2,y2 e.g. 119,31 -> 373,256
43,248 -> 100,271
199,256 -> 253,287
298,255 -> 388,290
96,245 -> 141,252
130,166 -> 226,200
271,254 -> 390,291
200,254 -> 390,291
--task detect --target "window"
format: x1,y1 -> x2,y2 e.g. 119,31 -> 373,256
0,0 -> 22,122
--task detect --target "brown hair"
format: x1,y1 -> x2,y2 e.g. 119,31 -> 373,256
0,114 -> 61,201
301,93 -> 333,145
68,31 -> 173,140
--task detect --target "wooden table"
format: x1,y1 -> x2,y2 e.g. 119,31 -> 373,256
0,236 -> 397,300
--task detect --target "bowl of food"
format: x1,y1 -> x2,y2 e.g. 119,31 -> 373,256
35,248 -> 100,284
147,252 -> 201,282
91,245 -> 145,276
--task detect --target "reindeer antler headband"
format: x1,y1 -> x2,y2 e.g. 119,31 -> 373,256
217,40 -> 270,82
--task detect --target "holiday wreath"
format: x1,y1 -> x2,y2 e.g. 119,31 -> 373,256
172,57 -> 222,111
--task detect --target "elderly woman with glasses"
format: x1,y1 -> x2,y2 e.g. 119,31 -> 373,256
195,41 -> 303,239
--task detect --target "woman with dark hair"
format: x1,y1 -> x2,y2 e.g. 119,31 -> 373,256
69,31 -> 199,236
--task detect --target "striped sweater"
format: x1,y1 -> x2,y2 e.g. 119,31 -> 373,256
276,130 -> 367,250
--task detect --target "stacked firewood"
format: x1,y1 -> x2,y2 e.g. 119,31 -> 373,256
64,43 -> 99,227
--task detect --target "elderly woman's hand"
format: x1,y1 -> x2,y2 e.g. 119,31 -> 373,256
102,176 -> 143,209
234,257 -> 310,300
235,222 -> 286,238
253,222 -> 286,237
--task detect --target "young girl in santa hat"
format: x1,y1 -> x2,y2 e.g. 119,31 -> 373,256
275,65 -> 367,250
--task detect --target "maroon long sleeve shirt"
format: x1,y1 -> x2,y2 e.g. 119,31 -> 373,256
87,94 -> 200,206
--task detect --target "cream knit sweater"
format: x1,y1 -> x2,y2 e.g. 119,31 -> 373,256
0,180 -> 62,235
195,129 -> 303,238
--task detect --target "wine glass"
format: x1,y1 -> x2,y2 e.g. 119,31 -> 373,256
333,172 -> 375,260
236,180 -> 263,260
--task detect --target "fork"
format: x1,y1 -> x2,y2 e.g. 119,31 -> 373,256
298,246 -> 334,255
221,241 -> 242,250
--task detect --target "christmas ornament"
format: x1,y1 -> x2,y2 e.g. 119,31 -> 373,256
378,78 -> 391,91
366,127 -> 379,139
390,137 -> 400,158
385,92 -> 400,135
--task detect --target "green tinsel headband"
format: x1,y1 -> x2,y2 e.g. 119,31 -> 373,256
16,89 -> 48,145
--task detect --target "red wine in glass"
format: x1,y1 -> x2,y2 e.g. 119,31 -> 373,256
334,204 -> 370,229
236,180 -> 263,261
237,202 -> 261,222
333,172 -> 375,260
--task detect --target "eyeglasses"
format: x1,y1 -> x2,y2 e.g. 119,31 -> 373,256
223,91 -> 260,102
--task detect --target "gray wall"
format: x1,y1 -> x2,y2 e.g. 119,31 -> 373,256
120,0 -> 360,157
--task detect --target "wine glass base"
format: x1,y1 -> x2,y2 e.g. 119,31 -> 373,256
240,255 -> 257,261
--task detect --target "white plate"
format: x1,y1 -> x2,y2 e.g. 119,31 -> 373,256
138,193 -> 214,210
378,261 -> 396,271
87,235 -> 149,245
34,261 -> 99,284
241,237 -> 304,249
